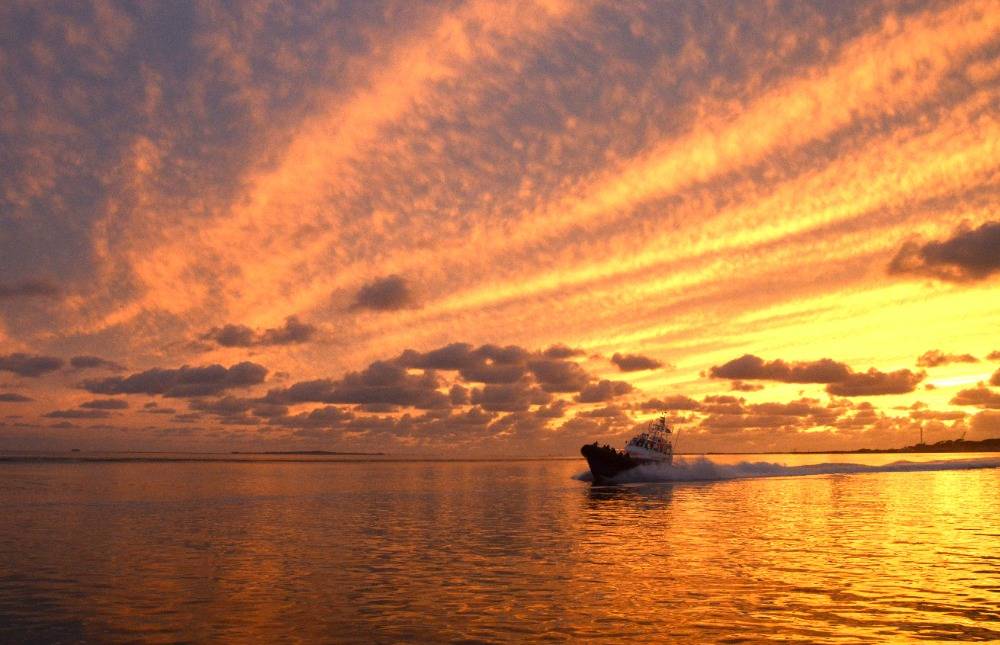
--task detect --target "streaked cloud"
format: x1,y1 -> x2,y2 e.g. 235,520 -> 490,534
0,0 -> 996,453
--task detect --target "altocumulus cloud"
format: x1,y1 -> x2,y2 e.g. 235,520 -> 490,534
826,369 -> 926,397
229,340 -> 913,450
710,354 -> 924,395
730,380 -> 764,392
970,411 -> 1000,437
698,397 -> 844,434
577,379 -> 633,403
527,359 -> 591,393
82,362 -> 268,398
207,341 -> 628,441
638,395 -> 702,411
950,386 -> 1000,409
889,221 -> 1000,282
24,336 -> 960,453
351,275 -> 418,311
916,349 -> 978,367
471,382 -> 551,412
0,353 -> 64,377
710,354 -> 851,383
396,343 -> 564,388
201,316 -> 316,347
188,396 -> 287,419
44,409 -> 111,419
448,345 -> 529,384
70,355 -> 124,371
611,352 -> 664,372
263,361 -> 451,410
543,344 -> 585,359
80,399 -> 129,410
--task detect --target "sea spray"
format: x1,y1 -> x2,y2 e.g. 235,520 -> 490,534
574,455 -> 1000,483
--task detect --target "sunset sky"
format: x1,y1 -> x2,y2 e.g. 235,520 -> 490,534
1,0 -> 998,455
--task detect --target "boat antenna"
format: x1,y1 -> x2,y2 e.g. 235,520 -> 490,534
660,410 -> 680,454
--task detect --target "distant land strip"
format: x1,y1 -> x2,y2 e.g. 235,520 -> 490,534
1,438 -> 997,463
230,450 -> 385,455
701,437 -> 1000,455
847,437 -> 1000,454
0,455 -> 582,464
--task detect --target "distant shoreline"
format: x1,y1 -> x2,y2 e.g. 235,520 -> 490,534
840,437 -> 1000,454
707,437 -> 1000,455
229,450 -> 386,456
1,437 -> 997,463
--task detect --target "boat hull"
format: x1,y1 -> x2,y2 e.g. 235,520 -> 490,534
580,443 -> 640,483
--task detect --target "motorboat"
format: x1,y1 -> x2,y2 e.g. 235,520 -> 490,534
580,414 -> 673,483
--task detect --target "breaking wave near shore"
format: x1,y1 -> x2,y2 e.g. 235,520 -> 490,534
574,456 -> 1000,484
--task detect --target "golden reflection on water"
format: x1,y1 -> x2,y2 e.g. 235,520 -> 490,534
0,455 -> 997,642
576,460 -> 1000,641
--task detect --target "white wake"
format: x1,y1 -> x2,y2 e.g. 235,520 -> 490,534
574,456 -> 1000,484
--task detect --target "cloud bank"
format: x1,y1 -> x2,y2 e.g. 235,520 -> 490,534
889,222 -> 1000,282
202,316 -> 317,347
351,276 -> 418,311
83,362 -> 268,398
710,354 -> 924,396
0,354 -> 64,377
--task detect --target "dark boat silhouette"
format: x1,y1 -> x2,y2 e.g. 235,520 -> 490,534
581,414 -> 674,483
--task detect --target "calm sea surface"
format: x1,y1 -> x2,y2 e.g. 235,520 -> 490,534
0,453 -> 998,643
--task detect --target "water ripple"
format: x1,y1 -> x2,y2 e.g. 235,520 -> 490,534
0,456 -> 997,642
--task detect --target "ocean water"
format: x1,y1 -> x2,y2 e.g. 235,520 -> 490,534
0,453 -> 998,643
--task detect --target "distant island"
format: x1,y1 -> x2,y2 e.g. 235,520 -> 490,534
848,437 -> 1000,454
229,450 -> 386,456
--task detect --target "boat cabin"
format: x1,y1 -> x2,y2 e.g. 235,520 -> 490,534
624,415 -> 673,463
